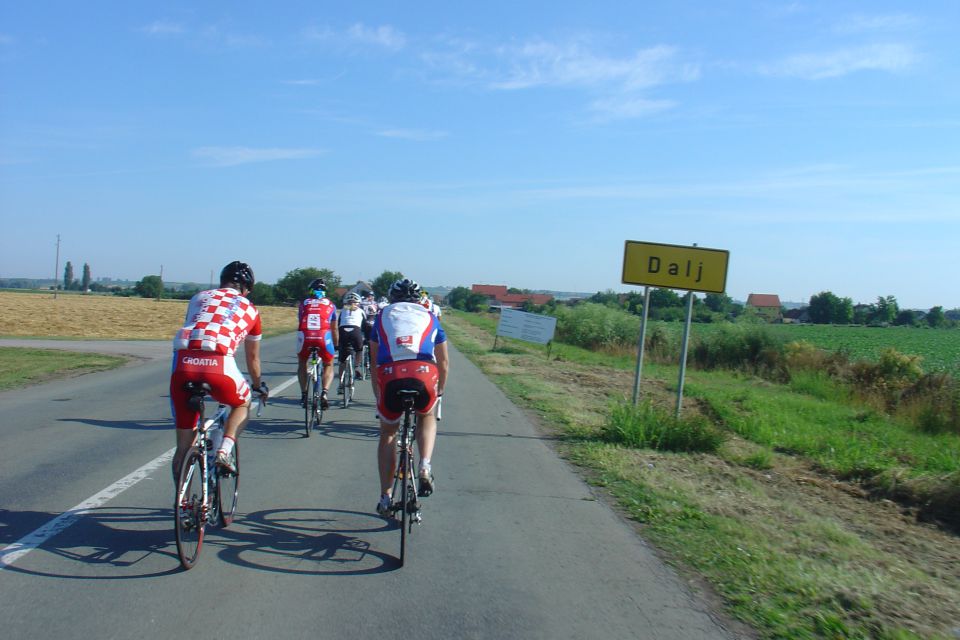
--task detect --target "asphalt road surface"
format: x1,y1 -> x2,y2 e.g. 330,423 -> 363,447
0,336 -> 742,639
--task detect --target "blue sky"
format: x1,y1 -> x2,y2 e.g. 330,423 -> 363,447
1,1 -> 958,308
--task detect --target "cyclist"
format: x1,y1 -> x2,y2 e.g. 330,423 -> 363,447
420,290 -> 442,318
369,278 -> 449,516
170,260 -> 268,482
297,278 -> 338,410
337,291 -> 365,391
358,292 -> 379,374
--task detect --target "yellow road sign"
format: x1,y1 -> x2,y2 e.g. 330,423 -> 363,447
622,241 -> 729,293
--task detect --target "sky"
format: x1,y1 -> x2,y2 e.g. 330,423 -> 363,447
1,1 -> 958,308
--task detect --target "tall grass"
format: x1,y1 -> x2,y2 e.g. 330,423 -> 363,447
601,401 -> 725,453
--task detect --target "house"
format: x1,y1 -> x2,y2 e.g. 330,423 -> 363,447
471,284 -> 554,309
745,293 -> 783,322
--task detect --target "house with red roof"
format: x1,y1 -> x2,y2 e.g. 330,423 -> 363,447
472,284 -> 554,309
746,293 -> 783,322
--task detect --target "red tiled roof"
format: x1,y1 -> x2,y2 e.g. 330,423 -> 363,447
746,293 -> 781,308
472,284 -> 508,297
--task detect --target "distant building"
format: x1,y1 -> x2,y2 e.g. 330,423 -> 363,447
471,284 -> 554,309
746,293 -> 783,322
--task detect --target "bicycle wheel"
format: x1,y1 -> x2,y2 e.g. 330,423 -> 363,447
342,357 -> 352,408
216,442 -> 240,527
399,447 -> 409,566
174,449 -> 205,570
303,379 -> 311,437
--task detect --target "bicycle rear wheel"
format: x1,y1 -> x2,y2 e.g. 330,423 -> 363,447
399,447 -> 409,566
343,357 -> 353,408
174,449 -> 205,570
216,442 -> 240,527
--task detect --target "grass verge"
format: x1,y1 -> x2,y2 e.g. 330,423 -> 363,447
443,309 -> 960,640
0,347 -> 129,391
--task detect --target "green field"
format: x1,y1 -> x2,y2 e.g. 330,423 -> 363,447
656,322 -> 960,375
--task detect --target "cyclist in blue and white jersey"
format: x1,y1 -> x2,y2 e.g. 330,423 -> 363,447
370,278 -> 449,516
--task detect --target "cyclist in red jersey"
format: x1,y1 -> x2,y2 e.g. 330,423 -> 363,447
297,278 -> 339,410
170,261 -> 267,483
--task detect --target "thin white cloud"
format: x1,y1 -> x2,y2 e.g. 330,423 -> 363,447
302,23 -> 406,52
834,13 -> 920,34
491,42 -> 695,91
192,146 -> 324,167
140,21 -> 185,36
377,129 -> 448,141
347,23 -> 406,51
762,43 -> 919,79
589,97 -> 675,121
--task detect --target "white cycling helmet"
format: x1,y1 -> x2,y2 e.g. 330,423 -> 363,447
344,292 -> 361,305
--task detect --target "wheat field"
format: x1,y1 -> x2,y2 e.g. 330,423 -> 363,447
0,292 -> 298,340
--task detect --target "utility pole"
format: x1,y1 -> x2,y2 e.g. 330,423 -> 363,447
157,264 -> 163,302
53,234 -> 61,299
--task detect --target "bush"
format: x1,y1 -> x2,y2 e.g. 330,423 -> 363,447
690,324 -> 787,376
601,401 -> 725,453
554,303 -> 639,351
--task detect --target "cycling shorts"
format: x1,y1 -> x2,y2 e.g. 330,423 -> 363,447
297,330 -> 335,363
338,326 -> 363,362
170,350 -> 250,430
375,360 -> 439,425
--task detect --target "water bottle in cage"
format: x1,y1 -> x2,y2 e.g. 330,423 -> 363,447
207,421 -> 224,466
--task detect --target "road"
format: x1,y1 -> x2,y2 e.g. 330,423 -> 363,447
0,336 -> 742,639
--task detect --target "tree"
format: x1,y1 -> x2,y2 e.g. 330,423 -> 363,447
808,291 -> 852,324
134,275 -> 163,298
588,289 -> 620,308
250,282 -> 277,306
927,306 -> 946,328
648,288 -> 683,308
894,309 -> 918,327
872,295 -> 899,325
63,261 -> 74,291
703,292 -> 733,314
274,267 -> 341,303
446,286 -> 487,312
81,263 -> 92,292
371,270 -> 405,299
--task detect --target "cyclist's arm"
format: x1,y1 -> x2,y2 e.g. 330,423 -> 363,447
435,341 -> 449,395
369,340 -> 380,401
245,338 -> 263,391
330,314 -> 339,349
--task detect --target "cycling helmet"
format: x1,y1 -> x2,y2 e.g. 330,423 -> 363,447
219,261 -> 255,290
307,278 -> 326,296
388,278 -> 422,303
344,292 -> 361,305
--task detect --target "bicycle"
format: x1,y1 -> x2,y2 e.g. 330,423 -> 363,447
174,382 -> 265,570
360,341 -> 372,380
304,347 -> 323,437
385,389 -> 422,567
338,349 -> 356,408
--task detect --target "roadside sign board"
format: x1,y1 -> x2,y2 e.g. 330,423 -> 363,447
496,308 -> 557,345
622,240 -> 729,293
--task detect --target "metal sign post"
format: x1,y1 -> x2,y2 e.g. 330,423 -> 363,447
632,286 -> 650,405
622,240 -> 730,415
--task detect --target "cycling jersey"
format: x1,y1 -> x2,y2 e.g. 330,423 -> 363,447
173,288 -> 262,356
339,305 -> 365,328
370,302 -> 446,365
297,297 -> 336,362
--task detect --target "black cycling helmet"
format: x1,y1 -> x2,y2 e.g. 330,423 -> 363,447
388,278 -> 422,303
219,261 -> 255,290
308,278 -> 326,293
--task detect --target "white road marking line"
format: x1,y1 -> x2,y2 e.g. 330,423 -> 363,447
0,374 -> 299,570
0,448 -> 174,569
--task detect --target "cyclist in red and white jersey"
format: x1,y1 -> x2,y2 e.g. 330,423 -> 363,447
297,278 -> 338,410
370,278 -> 449,515
170,261 -> 267,482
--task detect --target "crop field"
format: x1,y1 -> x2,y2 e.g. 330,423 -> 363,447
657,321 -> 960,375
0,291 -> 298,340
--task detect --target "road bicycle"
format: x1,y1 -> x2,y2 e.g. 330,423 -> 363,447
174,381 -> 264,570
385,389 -> 422,567
338,349 -> 356,408
360,341 -> 371,380
304,347 -> 323,437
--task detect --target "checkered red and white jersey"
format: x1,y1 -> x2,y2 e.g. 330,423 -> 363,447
173,288 -> 262,356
